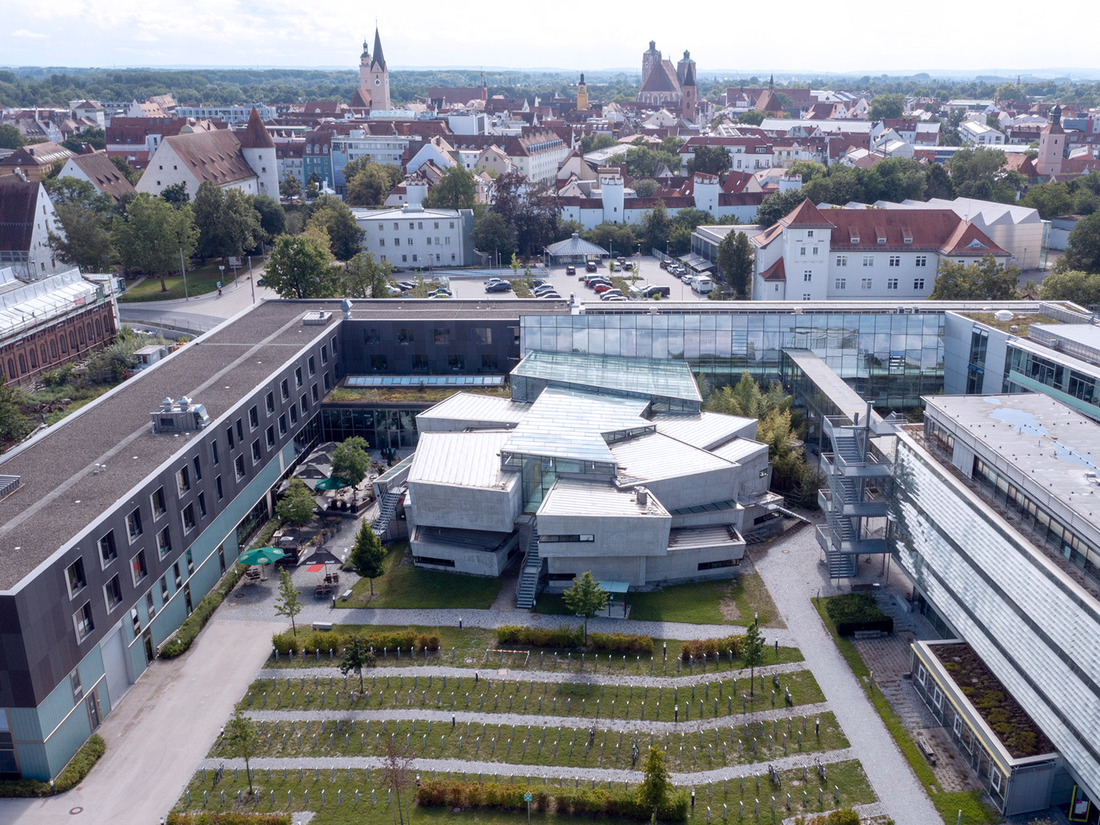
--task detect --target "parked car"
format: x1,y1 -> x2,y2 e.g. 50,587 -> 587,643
593,282 -> 615,294
599,289 -> 624,300
428,293 -> 451,299
621,261 -> 634,271
539,291 -> 562,299
659,260 -> 670,270
485,281 -> 512,293
397,281 -> 416,291
604,295 -> 627,302
428,289 -> 452,298
565,266 -> 576,275
533,286 -> 558,296
532,278 -> 549,288
585,261 -> 598,272
585,275 -> 611,287
643,284 -> 671,298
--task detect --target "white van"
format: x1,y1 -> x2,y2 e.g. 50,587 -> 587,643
692,276 -> 714,295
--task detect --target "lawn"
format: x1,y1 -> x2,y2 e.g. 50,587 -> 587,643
812,598 -> 1000,825
118,261 -> 246,302
340,544 -> 503,610
536,573 -> 782,628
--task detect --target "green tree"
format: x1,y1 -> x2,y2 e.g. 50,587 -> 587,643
111,194 -> 198,288
633,178 -> 659,198
1060,212 -> 1100,274
252,194 -> 286,243
276,476 -> 317,525
924,163 -> 956,200
641,201 -> 672,252
1021,182 -> 1075,220
0,124 -> 25,150
947,147 -> 1023,203
45,178 -> 114,272
109,156 -> 141,186
62,127 -> 105,152
160,182 -> 190,207
0,379 -> 30,450
331,436 -> 372,487
274,568 -> 303,636
224,711 -> 259,795
687,145 -> 732,177
562,571 -> 608,644
868,93 -> 905,120
344,251 -> 393,298
473,210 -> 518,258
423,165 -> 477,210
344,162 -> 402,207
279,173 -> 301,200
580,133 -> 617,153
264,231 -> 341,298
306,195 -> 365,261
717,230 -> 753,298
622,145 -> 681,178
339,635 -> 376,690
1038,269 -> 1100,307
192,181 -> 262,266
929,255 -> 1020,300
755,190 -> 807,227
348,521 -> 386,596
636,746 -> 673,822
742,621 -> 766,696
737,110 -> 766,126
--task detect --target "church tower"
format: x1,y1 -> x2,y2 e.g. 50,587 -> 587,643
677,51 -> 697,123
642,41 -> 661,85
363,27 -> 390,110
1035,104 -> 1065,179
576,73 -> 589,111
238,107 -> 278,198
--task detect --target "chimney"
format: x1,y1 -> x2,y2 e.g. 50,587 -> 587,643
637,487 -> 649,507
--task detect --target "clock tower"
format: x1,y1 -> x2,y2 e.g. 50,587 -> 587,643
357,27 -> 390,110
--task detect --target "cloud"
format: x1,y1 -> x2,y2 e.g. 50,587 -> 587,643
13,28 -> 48,38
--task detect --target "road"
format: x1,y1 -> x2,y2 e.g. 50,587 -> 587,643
118,269 -> 281,334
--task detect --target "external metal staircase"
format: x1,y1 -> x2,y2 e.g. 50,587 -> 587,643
372,486 -> 405,536
515,526 -> 542,610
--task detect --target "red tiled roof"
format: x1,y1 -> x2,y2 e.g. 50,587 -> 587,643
760,258 -> 786,281
0,175 -> 40,252
160,130 -> 255,187
640,60 -> 682,95
826,209 -> 1006,256
719,192 -> 765,207
780,199 -> 832,228
0,141 -> 74,169
64,151 -> 136,202
237,108 -> 274,150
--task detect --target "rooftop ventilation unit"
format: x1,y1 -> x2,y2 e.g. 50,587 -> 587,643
151,396 -> 210,434
302,311 -> 333,326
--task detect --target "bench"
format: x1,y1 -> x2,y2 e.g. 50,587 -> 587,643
312,622 -> 334,631
342,589 -> 353,602
916,734 -> 938,767
854,630 -> 885,640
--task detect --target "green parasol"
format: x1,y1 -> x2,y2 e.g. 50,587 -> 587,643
314,476 -> 352,491
237,546 -> 286,566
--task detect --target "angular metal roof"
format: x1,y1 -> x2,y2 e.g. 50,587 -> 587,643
513,350 -> 701,404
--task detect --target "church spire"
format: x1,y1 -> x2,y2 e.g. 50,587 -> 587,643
371,26 -> 386,71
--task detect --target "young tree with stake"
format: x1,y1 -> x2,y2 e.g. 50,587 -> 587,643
562,571 -> 608,644
274,568 -> 303,635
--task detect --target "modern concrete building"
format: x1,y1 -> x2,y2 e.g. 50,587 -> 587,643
353,205 -> 476,270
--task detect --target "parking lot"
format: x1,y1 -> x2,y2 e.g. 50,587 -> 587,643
437,255 -> 714,303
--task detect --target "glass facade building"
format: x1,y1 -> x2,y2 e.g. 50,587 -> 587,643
522,310 -> 945,410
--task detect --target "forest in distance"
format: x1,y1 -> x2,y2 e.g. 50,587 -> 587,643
4,65 -> 1100,109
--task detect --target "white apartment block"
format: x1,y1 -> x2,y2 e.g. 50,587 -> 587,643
959,119 -> 1006,146
353,205 -> 476,270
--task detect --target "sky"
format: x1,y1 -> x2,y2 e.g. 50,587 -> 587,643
4,0 -> 1097,76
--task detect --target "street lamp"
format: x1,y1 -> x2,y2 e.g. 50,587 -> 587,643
179,248 -> 189,301
248,255 -> 256,303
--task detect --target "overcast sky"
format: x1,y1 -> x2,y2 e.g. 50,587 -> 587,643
5,0 -> 1095,76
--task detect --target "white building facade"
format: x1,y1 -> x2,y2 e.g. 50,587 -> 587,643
353,205 -> 476,269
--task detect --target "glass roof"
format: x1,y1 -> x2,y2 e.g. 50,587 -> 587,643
346,375 -> 505,388
513,351 -> 701,404
503,388 -> 650,464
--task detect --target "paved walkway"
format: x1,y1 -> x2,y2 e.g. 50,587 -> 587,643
752,520 -> 941,825
0,616 -> 282,825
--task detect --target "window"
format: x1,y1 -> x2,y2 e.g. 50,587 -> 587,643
160,575 -> 169,603
73,602 -> 94,640
266,425 -> 276,449
235,454 -> 246,480
320,344 -> 328,364
835,255 -> 848,267
806,230 -> 814,238
862,256 -> 874,267
279,414 -> 287,436
251,440 -> 262,463
800,246 -> 806,256
146,591 -> 157,619
835,278 -> 846,290
156,527 -> 172,559
248,405 -> 259,430
932,686 -> 943,710
66,558 -> 87,597
803,271 -> 812,282
131,550 -> 147,585
861,278 -> 873,290
70,668 -> 83,700
130,606 -> 141,635
265,391 -> 275,415
914,278 -> 925,290
198,492 -> 207,518
186,549 -> 194,575
215,475 -> 224,500
126,508 -> 143,542
280,378 -> 290,400
812,246 -> 819,256
474,327 -> 492,345
311,384 -> 319,403
295,366 -> 303,386
210,440 -> 220,466
300,394 -> 308,414
173,562 -> 182,588
226,425 -> 235,449
182,503 -> 196,532
915,255 -> 927,267
308,356 -> 316,376
396,328 -> 414,344
151,487 -> 167,518
98,531 -> 117,566
323,373 -> 331,392
889,255 -> 900,267
192,456 -> 202,481
104,576 -> 123,611
176,466 -> 190,495
289,404 -> 298,425
802,293 -> 811,300
434,328 -> 451,345
236,419 -> 244,443
887,278 -> 898,290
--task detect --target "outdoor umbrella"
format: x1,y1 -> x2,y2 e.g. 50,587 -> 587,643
237,546 -> 286,566
314,476 -> 351,491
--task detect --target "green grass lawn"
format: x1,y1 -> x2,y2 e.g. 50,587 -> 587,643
175,761 -> 871,825
812,598 -> 1000,825
536,573 -> 782,628
119,261 -> 243,302
339,544 -> 503,610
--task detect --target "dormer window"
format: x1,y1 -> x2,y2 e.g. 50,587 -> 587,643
850,234 -> 859,244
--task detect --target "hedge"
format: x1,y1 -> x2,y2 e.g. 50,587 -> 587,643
168,814 -> 291,825
0,734 -> 105,797
680,635 -> 744,661
417,779 -> 688,822
824,593 -> 887,625
496,626 -> 653,654
160,564 -> 246,658
272,629 -> 440,656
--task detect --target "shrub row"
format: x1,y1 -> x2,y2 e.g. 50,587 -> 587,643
496,625 -> 583,649
416,780 -> 688,822
825,593 -> 886,625
0,734 -> 105,797
588,632 -> 654,654
681,635 -> 744,661
160,565 -> 246,658
272,629 -> 440,655
167,814 -> 292,825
